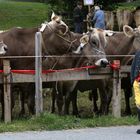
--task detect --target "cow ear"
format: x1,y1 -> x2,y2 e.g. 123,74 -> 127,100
80,35 -> 89,44
88,27 -> 93,32
123,25 -> 134,37
73,35 -> 89,54
57,24 -> 68,35
51,12 -> 61,23
138,26 -> 140,32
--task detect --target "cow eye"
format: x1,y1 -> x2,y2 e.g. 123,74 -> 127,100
91,40 -> 97,46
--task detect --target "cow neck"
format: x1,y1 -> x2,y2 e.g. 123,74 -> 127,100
52,34 -> 78,68
41,23 -> 78,55
50,32 -> 84,69
40,33 -> 48,56
55,33 -> 77,45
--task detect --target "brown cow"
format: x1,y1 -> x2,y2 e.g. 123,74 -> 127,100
0,13 -> 71,119
0,14 -> 108,119
25,28 -> 109,116
61,25 -> 140,116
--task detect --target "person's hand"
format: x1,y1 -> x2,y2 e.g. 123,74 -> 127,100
137,104 -> 140,110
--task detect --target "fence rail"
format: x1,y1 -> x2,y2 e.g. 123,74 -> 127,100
1,32 -> 132,123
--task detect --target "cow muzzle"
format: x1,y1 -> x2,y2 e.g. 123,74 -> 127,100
95,58 -> 109,67
0,43 -> 8,55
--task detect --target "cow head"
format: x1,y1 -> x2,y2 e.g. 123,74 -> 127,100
40,12 -> 69,35
123,25 -> 140,50
74,28 -> 108,67
0,41 -> 8,55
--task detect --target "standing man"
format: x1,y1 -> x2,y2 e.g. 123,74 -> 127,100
130,50 -> 140,134
92,6 -> 105,29
73,1 -> 84,33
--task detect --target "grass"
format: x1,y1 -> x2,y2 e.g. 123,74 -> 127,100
0,113 -> 139,133
0,90 -> 139,133
116,0 -> 140,11
0,0 -> 51,29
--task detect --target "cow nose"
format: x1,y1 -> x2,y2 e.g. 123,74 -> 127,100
101,60 -> 109,68
4,45 -> 8,51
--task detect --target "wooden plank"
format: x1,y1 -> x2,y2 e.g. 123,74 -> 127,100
112,69 -> 121,118
120,65 -> 131,73
35,32 -> 43,115
0,69 -> 128,83
3,60 -> 11,123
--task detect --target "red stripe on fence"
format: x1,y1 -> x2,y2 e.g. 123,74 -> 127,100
0,63 -> 119,74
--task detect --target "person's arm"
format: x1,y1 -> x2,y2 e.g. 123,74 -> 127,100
92,12 -> 97,24
73,8 -> 80,18
130,58 -> 136,85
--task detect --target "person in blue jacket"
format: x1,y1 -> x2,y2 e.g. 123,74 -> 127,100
92,6 -> 105,29
130,50 -> 140,134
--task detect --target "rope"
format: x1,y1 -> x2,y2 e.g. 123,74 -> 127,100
0,62 -> 121,75
0,55 -> 135,59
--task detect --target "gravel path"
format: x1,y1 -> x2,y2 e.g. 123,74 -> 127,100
0,125 -> 140,140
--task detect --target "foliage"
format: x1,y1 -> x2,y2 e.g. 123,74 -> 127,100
0,0 -> 51,29
117,0 -> 140,10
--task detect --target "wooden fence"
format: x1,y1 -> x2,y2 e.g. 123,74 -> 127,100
0,32 -> 131,123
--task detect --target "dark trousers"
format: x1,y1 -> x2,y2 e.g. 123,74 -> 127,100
138,108 -> 140,121
74,22 -> 83,34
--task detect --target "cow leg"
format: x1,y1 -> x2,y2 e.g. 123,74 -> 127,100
98,87 -> 108,115
27,92 -> 35,115
19,91 -> 26,116
64,92 -> 71,115
64,89 -> 80,117
51,88 -> 56,113
124,87 -> 132,115
0,89 -> 4,120
27,84 -> 35,115
106,88 -> 112,114
121,77 -> 132,115
56,82 -> 64,115
64,89 -> 78,116
71,90 -> 80,117
11,87 -> 15,119
56,93 -> 63,115
63,81 -> 78,116
91,89 -> 99,113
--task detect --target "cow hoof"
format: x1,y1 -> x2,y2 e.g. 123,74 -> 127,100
136,129 -> 140,134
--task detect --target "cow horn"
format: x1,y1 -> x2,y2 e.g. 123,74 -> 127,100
88,27 -> 93,32
123,25 -> 134,37
73,43 -> 85,54
104,30 -> 114,36
73,35 -> 89,54
51,12 -> 61,22
63,25 -> 69,35
51,11 -> 56,20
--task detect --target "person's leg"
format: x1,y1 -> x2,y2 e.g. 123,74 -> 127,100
133,80 -> 140,134
74,23 -> 83,33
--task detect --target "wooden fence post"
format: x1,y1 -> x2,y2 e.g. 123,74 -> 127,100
35,32 -> 43,115
112,60 -> 121,118
3,59 -> 11,123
